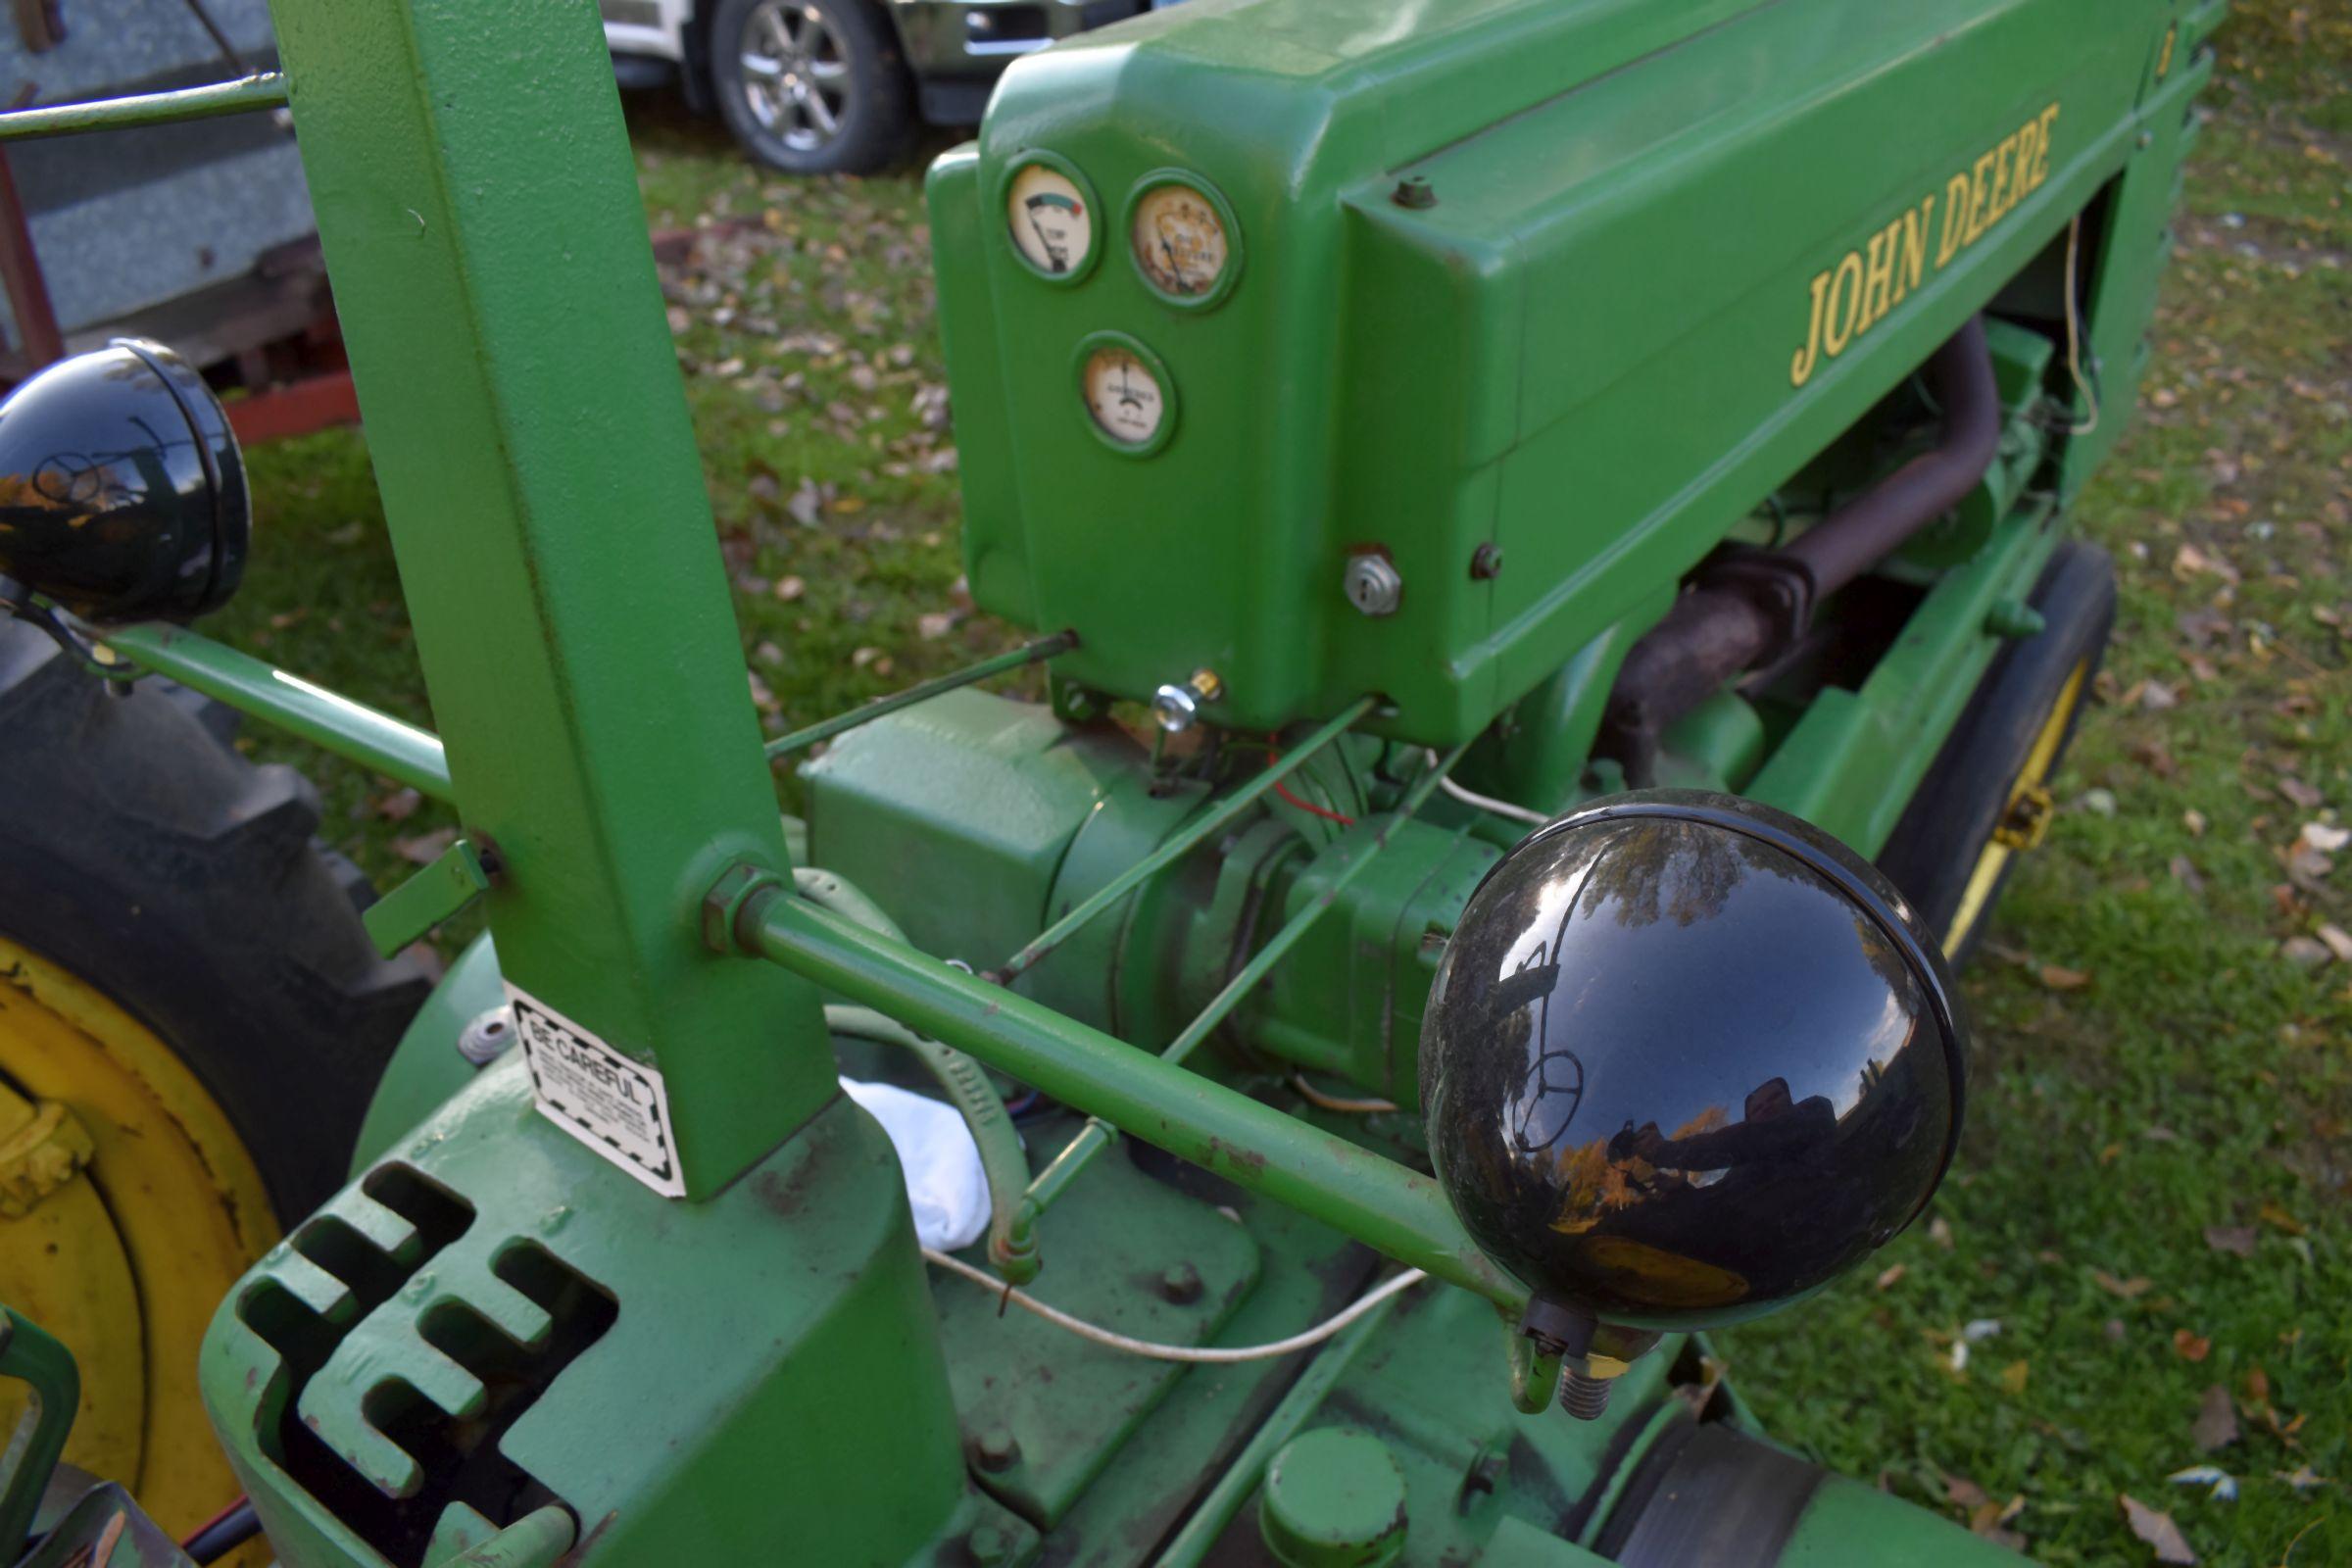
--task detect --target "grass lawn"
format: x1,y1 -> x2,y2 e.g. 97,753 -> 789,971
219,5 -> 2345,1562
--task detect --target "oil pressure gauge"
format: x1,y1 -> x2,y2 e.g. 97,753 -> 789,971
1128,172 -> 1242,309
1076,332 -> 1176,456
1004,155 -> 1098,282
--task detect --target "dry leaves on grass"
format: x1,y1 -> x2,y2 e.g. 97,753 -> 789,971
2202,1225 -> 2257,1257
394,827 -> 458,864
2120,1494 -> 2197,1563
2174,1328 -> 2213,1362
2093,1268 -> 2155,1299
2038,963 -> 2093,991
2192,1383 -> 2240,1451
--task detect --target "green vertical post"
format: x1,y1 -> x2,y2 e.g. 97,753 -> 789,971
265,0 -> 832,1197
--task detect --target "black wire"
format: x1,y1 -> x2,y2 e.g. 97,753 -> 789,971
185,1498 -> 262,1564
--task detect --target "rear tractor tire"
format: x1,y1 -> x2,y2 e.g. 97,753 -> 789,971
0,619 -> 431,1532
1876,539 -> 2117,965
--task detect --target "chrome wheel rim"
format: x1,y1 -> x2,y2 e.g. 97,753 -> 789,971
739,1 -> 851,152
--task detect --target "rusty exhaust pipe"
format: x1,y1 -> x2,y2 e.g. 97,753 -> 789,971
1598,316 -> 2001,786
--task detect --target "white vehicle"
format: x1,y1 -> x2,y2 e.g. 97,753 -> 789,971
603,0 -> 1172,173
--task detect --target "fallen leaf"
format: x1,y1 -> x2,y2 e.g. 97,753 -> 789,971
2279,777 -> 2326,810
2275,1466 -> 2328,1492
394,827 -> 458,865
2298,821 -> 2350,853
2174,1329 -> 2212,1362
2280,936 -> 2331,968
1875,1262 -> 1906,1290
2167,1465 -> 2238,1502
2319,925 -> 2352,964
1999,1359 -> 2030,1395
2039,964 -> 2093,991
2093,1269 -> 2153,1299
2119,1494 -> 2197,1564
1929,1217 -> 1955,1250
2183,808 -> 2208,836
1945,1474 -> 1991,1509
916,612 -> 956,640
2192,1384 -> 2239,1451
1964,1319 -> 2004,1343
773,574 -> 806,602
2202,1226 -> 2257,1257
374,787 -> 423,823
2258,1202 -> 2307,1236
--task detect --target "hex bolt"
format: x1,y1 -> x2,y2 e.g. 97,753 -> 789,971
1158,1261 -> 1203,1304
457,1004 -> 516,1065
974,1426 -> 1021,1472
1152,668 -> 1224,733
1393,175 -> 1438,210
1344,553 -> 1404,617
966,1524 -> 1015,1567
1470,543 -> 1503,580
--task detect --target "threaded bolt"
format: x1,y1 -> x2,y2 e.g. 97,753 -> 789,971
1561,1369 -> 1613,1421
974,1426 -> 1021,1472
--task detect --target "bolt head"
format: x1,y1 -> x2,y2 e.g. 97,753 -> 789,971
1393,175 -> 1438,210
457,1004 -> 515,1065
1470,543 -> 1503,580
1344,553 -> 1404,617
1158,1261 -> 1204,1304
974,1426 -> 1021,1472
967,1523 -> 1015,1566
1152,683 -> 1201,732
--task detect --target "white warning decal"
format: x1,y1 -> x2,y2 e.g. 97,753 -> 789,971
508,984 -> 685,1198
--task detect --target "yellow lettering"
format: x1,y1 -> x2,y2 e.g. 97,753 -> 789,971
1962,150 -> 1997,246
2030,103 -> 2060,191
1987,129 -> 2018,225
1895,195 -> 1934,304
1936,172 -> 1972,267
1857,220 -> 1899,334
1822,250 -> 1865,358
1790,268 -> 1832,387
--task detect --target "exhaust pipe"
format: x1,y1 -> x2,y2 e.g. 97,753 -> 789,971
1598,317 -> 2002,785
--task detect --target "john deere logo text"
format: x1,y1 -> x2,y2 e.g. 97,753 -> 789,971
1788,102 -> 2062,388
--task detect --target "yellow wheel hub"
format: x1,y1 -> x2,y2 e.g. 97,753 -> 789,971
0,935 -> 278,1538
1943,659 -> 2088,957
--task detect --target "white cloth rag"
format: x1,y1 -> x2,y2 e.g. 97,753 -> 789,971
839,1076 -> 993,1250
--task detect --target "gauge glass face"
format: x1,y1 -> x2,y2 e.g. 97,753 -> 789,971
1006,164 -> 1092,277
1082,344 -> 1166,447
1131,182 -> 1229,300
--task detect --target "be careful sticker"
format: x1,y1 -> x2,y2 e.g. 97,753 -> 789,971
508,984 -> 684,1198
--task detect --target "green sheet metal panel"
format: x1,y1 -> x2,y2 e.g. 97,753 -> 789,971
932,0 -> 2173,746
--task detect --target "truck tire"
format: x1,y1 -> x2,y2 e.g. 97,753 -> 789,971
708,0 -> 914,174
1876,540 -> 2117,964
0,619 -> 432,1221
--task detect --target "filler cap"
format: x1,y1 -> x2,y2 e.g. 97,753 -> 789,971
1420,791 -> 1965,1333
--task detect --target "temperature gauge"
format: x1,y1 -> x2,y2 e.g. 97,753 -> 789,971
1129,174 -> 1241,308
1005,158 -> 1096,281
1078,333 -> 1176,456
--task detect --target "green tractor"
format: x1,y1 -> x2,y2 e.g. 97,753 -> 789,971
0,0 -> 2214,1563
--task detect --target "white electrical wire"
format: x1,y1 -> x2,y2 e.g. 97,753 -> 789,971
2063,214 -> 2101,436
922,1247 -> 1426,1362
1426,750 -> 1551,826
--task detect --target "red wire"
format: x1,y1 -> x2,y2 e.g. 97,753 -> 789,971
181,1495 -> 249,1550
1264,745 -> 1355,826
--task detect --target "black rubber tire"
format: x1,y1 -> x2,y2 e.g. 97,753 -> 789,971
1876,539 -> 2117,964
707,0 -> 914,175
0,619 -> 433,1221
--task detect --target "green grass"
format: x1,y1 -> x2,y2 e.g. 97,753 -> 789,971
222,11 -> 2347,1564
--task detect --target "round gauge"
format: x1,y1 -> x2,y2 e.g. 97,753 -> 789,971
1128,175 -> 1240,307
1005,159 -> 1095,281
1077,334 -> 1175,455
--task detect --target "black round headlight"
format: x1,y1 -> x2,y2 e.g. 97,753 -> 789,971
0,338 -> 249,623
1421,791 -> 1964,1334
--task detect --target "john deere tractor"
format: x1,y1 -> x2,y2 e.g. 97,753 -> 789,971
0,1 -> 2215,1564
